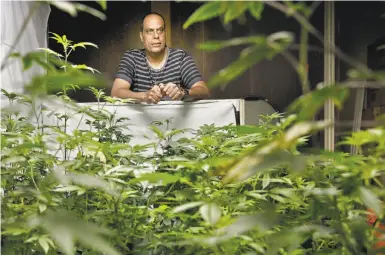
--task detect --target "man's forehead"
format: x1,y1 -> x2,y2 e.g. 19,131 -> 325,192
144,24 -> 164,30
143,15 -> 164,28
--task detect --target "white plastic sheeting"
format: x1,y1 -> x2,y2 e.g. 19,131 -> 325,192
68,100 -> 237,145
1,0 -> 50,105
41,100 -> 239,159
40,99 -> 277,159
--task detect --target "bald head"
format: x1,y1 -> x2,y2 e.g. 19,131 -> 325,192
140,12 -> 167,54
140,12 -> 165,32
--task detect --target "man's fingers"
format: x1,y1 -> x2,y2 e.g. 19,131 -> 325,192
152,85 -> 161,93
150,83 -> 182,101
150,86 -> 163,98
150,94 -> 160,102
150,89 -> 163,100
170,86 -> 183,98
155,91 -> 163,98
166,86 -> 178,97
163,82 -> 177,94
163,85 -> 171,94
146,95 -> 154,104
168,89 -> 178,98
148,95 -> 159,104
170,90 -> 182,100
152,85 -> 164,98
172,93 -> 180,100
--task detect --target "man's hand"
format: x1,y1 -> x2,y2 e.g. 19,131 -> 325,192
161,82 -> 185,100
143,85 -> 163,104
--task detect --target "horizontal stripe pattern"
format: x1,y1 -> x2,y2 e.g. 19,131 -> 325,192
115,48 -> 203,92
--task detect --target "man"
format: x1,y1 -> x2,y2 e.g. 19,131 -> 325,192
111,12 -> 210,104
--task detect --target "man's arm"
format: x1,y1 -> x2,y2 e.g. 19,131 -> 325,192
111,78 -> 145,101
161,80 -> 210,101
180,52 -> 210,100
188,81 -> 210,99
112,51 -> 143,100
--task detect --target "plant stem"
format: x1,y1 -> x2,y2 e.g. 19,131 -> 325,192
299,26 -> 310,94
114,198 -> 120,231
332,196 -> 359,254
86,193 -> 88,222
64,118 -> 68,160
30,164 -> 39,191
75,114 -> 84,131
67,48 -> 73,59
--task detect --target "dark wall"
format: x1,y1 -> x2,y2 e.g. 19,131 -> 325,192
336,1 -> 385,123
48,1 -> 151,101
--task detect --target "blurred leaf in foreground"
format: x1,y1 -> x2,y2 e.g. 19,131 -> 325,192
222,120 -> 330,183
47,1 -> 106,20
198,36 -> 266,52
189,207 -> 278,246
287,85 -> 349,121
360,187 -> 383,216
25,69 -> 106,96
248,1 -> 264,20
28,210 -> 120,255
199,203 -> 222,226
129,172 -> 181,185
206,32 -> 294,89
183,1 -> 225,29
223,1 -> 249,24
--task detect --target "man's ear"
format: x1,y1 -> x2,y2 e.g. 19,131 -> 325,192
139,32 -> 143,42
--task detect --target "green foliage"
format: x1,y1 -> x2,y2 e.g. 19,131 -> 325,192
200,32 -> 294,88
42,32 -> 100,77
9,32 -> 105,98
183,2 -> 225,29
47,1 -> 107,20
2,0 -> 385,254
184,1 -> 309,91
183,1 -> 264,29
2,87 -> 385,254
288,85 -> 350,121
248,1 -> 264,20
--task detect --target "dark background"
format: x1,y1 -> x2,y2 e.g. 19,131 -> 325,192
48,1 -> 385,129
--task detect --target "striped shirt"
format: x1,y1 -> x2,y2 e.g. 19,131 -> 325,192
115,47 -> 203,92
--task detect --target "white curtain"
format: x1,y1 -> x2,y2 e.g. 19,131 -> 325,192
0,0 -> 50,105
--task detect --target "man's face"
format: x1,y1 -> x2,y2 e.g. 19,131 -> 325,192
140,14 -> 166,54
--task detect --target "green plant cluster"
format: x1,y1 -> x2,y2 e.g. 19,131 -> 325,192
2,85 -> 385,254
1,1 -> 385,255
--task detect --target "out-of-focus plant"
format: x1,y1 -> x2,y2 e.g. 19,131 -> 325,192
183,1 -> 384,94
39,32 -> 101,96
2,85 -> 385,254
1,1 -> 385,255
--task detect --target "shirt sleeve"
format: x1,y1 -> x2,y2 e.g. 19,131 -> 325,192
115,50 -> 135,85
180,52 -> 203,89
